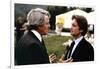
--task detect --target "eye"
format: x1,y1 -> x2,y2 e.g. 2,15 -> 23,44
72,23 -> 75,27
72,23 -> 78,27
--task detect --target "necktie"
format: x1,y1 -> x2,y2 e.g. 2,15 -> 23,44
41,38 -> 50,61
67,41 -> 75,59
41,38 -> 45,46
41,38 -> 47,52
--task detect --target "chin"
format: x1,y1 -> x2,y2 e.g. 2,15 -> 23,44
71,33 -> 74,36
42,33 -> 48,35
71,34 -> 76,37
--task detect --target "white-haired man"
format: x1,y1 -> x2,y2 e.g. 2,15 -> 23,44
15,8 -> 56,65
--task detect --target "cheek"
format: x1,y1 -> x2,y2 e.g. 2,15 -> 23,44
71,27 -> 79,33
45,26 -> 49,32
43,26 -> 49,33
70,27 -> 76,32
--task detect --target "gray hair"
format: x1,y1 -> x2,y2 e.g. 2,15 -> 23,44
27,8 -> 50,26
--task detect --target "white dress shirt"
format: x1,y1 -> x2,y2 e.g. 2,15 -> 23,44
70,36 -> 83,57
31,30 -> 42,42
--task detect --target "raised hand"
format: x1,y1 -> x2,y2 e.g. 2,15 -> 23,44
59,54 -> 73,63
49,53 -> 57,63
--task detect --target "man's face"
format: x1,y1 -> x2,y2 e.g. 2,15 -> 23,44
38,15 -> 50,35
70,19 -> 81,37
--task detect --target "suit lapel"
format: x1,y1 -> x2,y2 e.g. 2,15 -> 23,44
28,31 -> 42,45
72,38 -> 85,57
28,31 -> 47,53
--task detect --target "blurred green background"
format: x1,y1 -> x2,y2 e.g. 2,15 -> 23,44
43,35 -> 72,61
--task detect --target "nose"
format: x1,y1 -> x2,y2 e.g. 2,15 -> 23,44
70,26 -> 73,31
71,24 -> 73,29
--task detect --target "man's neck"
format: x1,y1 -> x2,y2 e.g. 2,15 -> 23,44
74,34 -> 82,40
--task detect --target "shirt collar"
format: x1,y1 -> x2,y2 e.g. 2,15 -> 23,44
74,36 -> 83,45
70,36 -> 83,57
31,30 -> 42,42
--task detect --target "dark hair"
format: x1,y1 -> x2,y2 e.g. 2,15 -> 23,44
72,15 -> 88,36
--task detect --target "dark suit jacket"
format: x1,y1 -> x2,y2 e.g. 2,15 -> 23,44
15,31 -> 50,65
64,38 -> 94,62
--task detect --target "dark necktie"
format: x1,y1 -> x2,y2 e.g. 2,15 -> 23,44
41,38 -> 50,62
67,41 -> 75,59
41,38 -> 45,46
41,38 -> 47,52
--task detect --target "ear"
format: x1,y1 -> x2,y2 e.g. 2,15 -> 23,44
38,25 -> 44,30
38,26 -> 42,30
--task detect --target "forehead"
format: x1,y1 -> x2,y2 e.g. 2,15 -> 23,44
44,15 -> 49,21
72,19 -> 78,24
71,19 -> 80,28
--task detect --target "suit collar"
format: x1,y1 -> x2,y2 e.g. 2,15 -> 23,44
74,36 -> 83,46
27,30 -> 42,45
70,36 -> 83,57
73,37 -> 86,49
71,37 -> 86,56
31,30 -> 42,42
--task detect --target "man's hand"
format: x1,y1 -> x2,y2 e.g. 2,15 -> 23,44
59,54 -> 73,63
49,53 -> 57,63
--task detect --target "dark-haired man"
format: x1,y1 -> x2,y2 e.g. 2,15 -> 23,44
60,15 -> 94,62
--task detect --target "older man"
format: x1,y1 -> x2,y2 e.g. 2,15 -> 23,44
15,8 -> 56,65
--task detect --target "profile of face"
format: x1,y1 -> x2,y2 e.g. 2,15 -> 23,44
70,19 -> 82,37
38,15 -> 50,35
